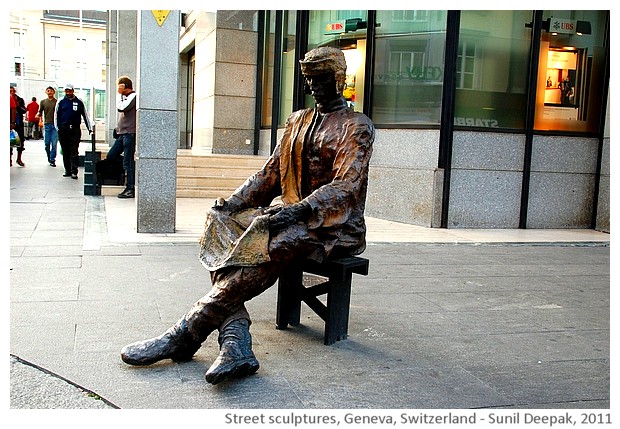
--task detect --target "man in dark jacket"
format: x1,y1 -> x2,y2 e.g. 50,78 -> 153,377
120,47 -> 375,385
54,84 -> 92,179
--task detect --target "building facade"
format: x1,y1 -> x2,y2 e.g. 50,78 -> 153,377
9,10 -> 108,127
12,10 -> 609,232
178,10 -> 609,231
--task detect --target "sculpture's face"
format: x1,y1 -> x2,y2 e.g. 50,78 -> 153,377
304,73 -> 338,104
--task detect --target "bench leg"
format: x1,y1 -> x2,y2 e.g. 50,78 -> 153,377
276,266 -> 302,329
324,274 -> 353,345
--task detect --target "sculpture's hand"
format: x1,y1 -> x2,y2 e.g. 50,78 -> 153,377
268,201 -> 312,231
212,197 -> 227,210
211,197 -> 241,215
262,205 -> 283,216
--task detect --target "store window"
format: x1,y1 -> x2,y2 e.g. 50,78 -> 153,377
78,88 -> 91,114
94,89 -> 106,120
306,10 -> 368,113
534,10 -> 608,133
454,10 -> 532,130
372,10 -> 447,125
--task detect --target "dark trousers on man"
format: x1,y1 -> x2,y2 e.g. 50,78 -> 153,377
58,126 -> 81,176
106,133 -> 136,190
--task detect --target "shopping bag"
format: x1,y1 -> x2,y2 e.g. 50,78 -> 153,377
10,129 -> 21,147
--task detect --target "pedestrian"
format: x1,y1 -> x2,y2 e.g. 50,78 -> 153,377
10,86 -> 26,167
120,47 -> 375,385
107,76 -> 137,198
26,96 -> 40,140
10,90 -> 17,166
55,84 -> 92,179
37,87 -> 59,167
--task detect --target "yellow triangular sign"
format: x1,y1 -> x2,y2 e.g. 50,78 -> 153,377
151,10 -> 170,27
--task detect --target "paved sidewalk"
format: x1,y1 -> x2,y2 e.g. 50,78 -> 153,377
9,141 -> 611,418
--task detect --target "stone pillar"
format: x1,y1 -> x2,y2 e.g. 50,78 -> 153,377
190,11 -> 258,155
136,10 -> 179,233
105,11 -> 117,146
210,11 -> 258,155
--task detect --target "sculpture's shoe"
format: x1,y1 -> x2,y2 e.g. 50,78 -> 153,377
205,319 -> 259,384
121,319 -> 202,366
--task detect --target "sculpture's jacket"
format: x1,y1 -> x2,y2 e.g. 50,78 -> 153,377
200,98 -> 374,271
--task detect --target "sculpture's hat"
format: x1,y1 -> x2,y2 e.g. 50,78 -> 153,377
299,46 -> 347,76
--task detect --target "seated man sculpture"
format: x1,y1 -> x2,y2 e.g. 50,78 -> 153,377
121,46 -> 375,384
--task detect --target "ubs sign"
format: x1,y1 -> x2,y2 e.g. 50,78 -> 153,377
550,18 -> 576,34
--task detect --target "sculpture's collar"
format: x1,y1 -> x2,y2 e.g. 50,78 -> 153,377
316,96 -> 348,114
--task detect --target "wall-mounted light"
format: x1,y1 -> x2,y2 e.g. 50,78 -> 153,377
576,20 -> 592,36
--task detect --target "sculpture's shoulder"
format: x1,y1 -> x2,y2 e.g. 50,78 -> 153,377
339,109 -> 375,141
347,109 -> 375,130
286,107 -> 314,125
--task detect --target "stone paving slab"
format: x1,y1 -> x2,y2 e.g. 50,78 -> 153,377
9,142 -> 611,417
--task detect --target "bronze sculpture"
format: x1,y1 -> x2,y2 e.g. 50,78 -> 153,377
121,46 -> 375,384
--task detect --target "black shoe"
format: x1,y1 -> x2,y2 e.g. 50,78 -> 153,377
71,173 -> 78,180
50,161 -> 56,167
63,172 -> 71,177
121,319 -> 203,366
118,188 -> 135,198
205,319 -> 259,384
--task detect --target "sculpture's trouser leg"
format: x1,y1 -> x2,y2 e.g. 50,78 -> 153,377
121,224 -> 325,369
121,250 -> 288,367
120,317 -> 204,366
185,222 -> 323,340
184,262 -> 282,339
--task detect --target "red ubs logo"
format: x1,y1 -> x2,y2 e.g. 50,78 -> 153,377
326,22 -> 344,32
553,20 -> 574,31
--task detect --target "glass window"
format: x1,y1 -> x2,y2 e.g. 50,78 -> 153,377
94,89 -> 106,120
278,11 -> 297,126
78,88 -> 91,117
393,10 -> 428,22
50,60 -> 60,80
260,11 -> 276,128
77,61 -> 87,82
306,10 -> 368,113
534,10 -> 608,133
454,10 -> 532,130
51,35 -> 60,50
14,32 -> 23,49
372,10 -> 447,125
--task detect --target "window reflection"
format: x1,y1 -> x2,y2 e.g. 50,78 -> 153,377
454,10 -> 532,130
372,10 -> 447,125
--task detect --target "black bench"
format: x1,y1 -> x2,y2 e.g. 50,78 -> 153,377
276,256 -> 369,345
